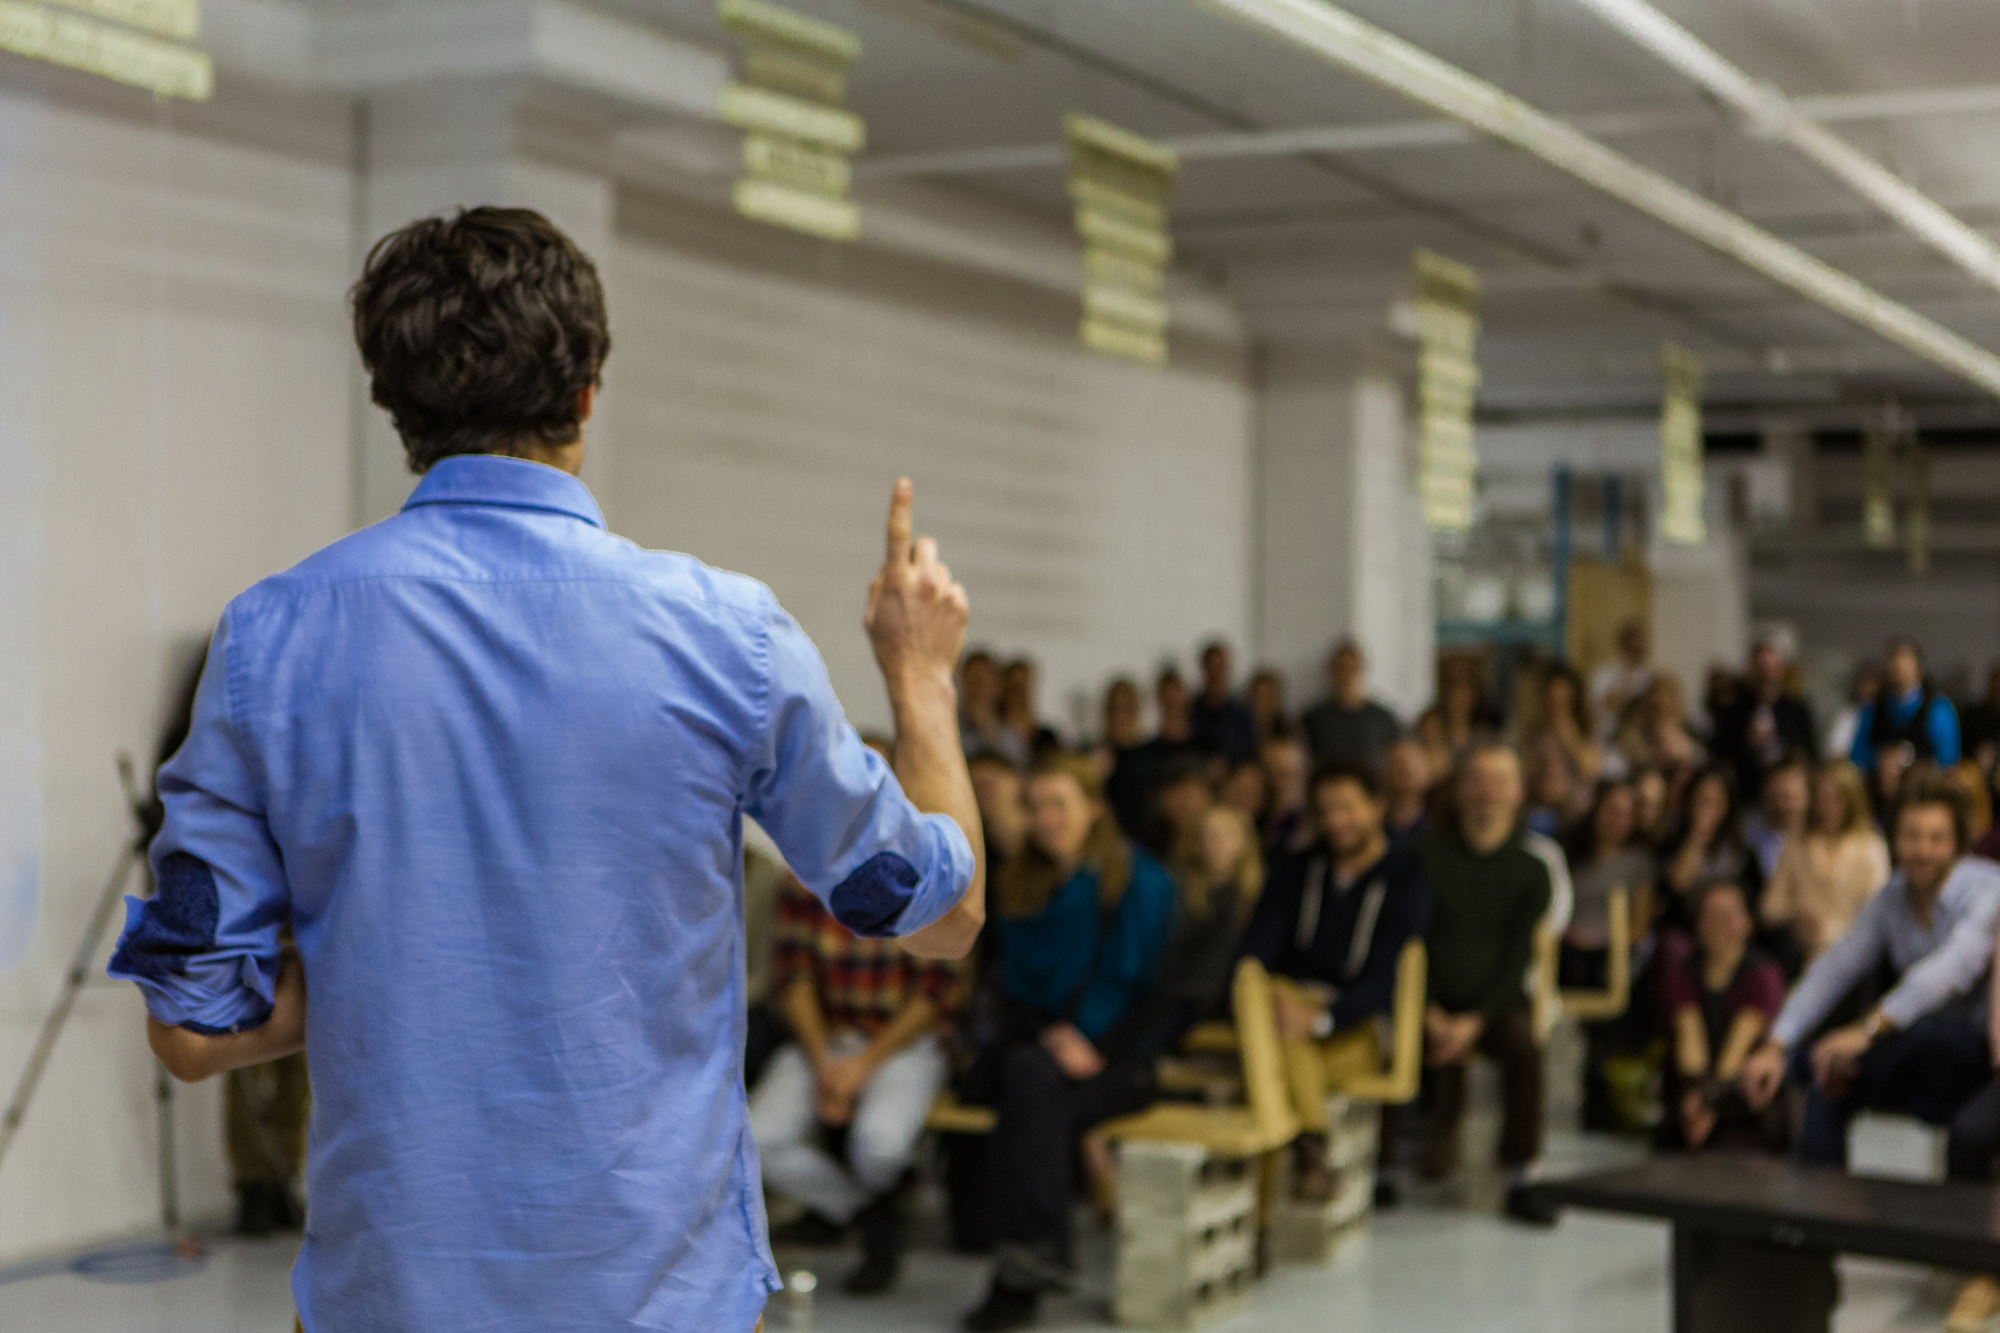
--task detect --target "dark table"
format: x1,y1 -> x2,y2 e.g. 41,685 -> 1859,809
1534,1153 -> 2000,1333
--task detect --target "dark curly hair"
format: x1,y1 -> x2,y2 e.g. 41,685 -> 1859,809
351,207 -> 610,473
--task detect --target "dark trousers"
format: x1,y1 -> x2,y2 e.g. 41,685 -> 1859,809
1791,1010 -> 1991,1170
972,1040 -> 1153,1283
1426,1007 -> 1543,1172
1948,1076 -> 2000,1182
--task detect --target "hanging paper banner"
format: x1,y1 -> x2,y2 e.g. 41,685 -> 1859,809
717,0 -> 864,242
1413,249 -> 1481,532
0,0 -> 210,99
1065,113 -> 1176,365
1862,421 -> 1897,548
1907,441 -> 1930,575
1658,344 -> 1705,545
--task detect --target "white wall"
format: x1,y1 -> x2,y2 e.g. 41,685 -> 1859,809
607,189 -> 1256,741
0,87 -> 354,1260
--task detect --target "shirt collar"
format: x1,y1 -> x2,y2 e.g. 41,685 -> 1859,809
401,454 -> 605,529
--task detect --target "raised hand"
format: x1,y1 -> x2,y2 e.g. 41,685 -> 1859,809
864,478 -> 970,696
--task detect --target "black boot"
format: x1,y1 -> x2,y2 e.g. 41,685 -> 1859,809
962,1275 -> 1040,1332
769,1210 -> 847,1248
844,1190 -> 902,1296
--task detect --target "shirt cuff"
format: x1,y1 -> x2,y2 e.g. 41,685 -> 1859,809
885,814 -> 977,938
107,900 -> 278,1034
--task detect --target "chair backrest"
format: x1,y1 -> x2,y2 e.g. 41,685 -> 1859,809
1344,938 -> 1425,1105
1231,957 -> 1298,1143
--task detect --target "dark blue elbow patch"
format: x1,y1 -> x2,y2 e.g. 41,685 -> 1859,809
829,852 -> 921,938
109,852 -> 221,979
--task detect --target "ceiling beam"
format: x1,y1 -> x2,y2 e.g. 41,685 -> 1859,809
857,81 -> 2000,179
1572,0 -> 2000,293
1191,0 -> 2000,399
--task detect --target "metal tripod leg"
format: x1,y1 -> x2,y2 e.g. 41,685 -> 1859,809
0,841 -> 142,1174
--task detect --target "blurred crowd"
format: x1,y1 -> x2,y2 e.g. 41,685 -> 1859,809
743,622 -> 2000,1332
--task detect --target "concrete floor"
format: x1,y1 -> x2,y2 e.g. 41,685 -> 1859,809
0,1131 -> 1955,1333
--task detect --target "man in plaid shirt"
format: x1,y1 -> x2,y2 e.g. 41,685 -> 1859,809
750,870 -> 962,1295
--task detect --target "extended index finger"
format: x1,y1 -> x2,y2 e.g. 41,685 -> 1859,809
885,477 -> 914,567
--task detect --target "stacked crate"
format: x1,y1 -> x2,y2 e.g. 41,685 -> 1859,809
1113,1142 -> 1257,1330
1270,1096 -> 1379,1264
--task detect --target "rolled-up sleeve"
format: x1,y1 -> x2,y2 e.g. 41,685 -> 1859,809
107,617 -> 289,1034
1771,888 -> 1889,1048
744,600 -> 974,941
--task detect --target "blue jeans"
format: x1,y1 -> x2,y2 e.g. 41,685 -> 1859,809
1791,1010 -> 1991,1169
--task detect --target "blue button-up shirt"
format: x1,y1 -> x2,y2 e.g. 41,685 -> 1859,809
108,455 -> 974,1333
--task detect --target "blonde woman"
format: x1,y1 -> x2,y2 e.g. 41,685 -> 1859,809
1165,805 -> 1264,1045
1761,761 -> 1891,965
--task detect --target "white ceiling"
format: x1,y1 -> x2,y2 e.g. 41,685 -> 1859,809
585,0 -> 2000,419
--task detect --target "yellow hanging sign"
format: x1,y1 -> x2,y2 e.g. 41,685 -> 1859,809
1413,249 -> 1481,532
1066,113 -> 1176,365
1658,345 -> 1706,545
718,0 -> 863,242
0,0 -> 210,99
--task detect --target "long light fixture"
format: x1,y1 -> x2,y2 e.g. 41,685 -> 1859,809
1573,0 -> 2000,292
1195,0 -> 2000,398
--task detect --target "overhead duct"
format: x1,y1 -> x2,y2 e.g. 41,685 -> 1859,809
1194,0 -> 2000,398
1572,0 -> 2000,292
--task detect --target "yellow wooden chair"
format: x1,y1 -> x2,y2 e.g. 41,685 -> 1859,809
1340,940 -> 1426,1105
1558,888 -> 1631,1023
1099,957 -> 1299,1158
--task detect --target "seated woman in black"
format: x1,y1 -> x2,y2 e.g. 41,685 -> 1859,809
962,756 -> 1178,1333
1659,878 -> 1786,1152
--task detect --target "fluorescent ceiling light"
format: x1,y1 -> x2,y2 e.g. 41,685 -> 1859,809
1196,0 -> 2000,398
1574,0 -> 2000,291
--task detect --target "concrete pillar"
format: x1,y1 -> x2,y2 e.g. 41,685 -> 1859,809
354,79 -> 619,527
1255,339 -> 1433,719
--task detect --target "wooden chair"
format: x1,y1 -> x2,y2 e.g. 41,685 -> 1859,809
1169,942 -> 1428,1107
925,1095 -> 997,1135
1558,888 -> 1631,1023
1341,940 -> 1426,1105
1531,924 -> 1561,1044
1099,957 -> 1299,1158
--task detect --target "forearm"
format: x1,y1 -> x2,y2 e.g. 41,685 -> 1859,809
889,672 -> 986,960
1716,1011 -> 1767,1082
1672,1009 -> 1709,1078
147,1012 -> 301,1083
859,996 -> 938,1073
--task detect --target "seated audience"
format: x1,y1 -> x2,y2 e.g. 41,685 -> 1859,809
1000,657 -> 1061,764
1761,761 -> 1890,969
1258,729 -> 1312,857
962,649 -> 1029,769
750,878 -> 960,1295
1740,772 -> 2000,1178
1219,759 -> 1269,827
1658,766 -> 1759,934
1522,736 -> 1582,838
1382,734 -> 1434,847
1247,668 -> 1289,747
1613,672 -> 1705,783
1105,669 -> 1202,845
1631,766 -> 1670,847
1240,762 -> 1430,1202
1588,620 -> 1653,747
962,757 -> 1177,1332
1417,743 -> 1560,1219
1961,663 -> 2000,774
1824,660 -> 1883,762
1190,639 -> 1257,765
1659,879 -> 1787,1152
1851,637 -> 1960,776
1712,638 -> 1817,800
1165,805 -> 1265,1046
1742,753 -> 1810,883
1561,777 -> 1654,1130
1518,661 -> 1603,788
1100,677 -> 1146,830
1149,754 -> 1214,862
1301,640 -> 1401,773
1417,655 -> 1498,774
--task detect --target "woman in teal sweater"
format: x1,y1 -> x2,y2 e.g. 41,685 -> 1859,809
963,755 -> 1177,1332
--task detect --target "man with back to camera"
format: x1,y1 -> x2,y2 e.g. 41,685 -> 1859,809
106,207 -> 985,1333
